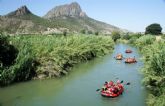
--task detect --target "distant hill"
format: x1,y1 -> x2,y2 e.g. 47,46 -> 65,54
0,2 -> 124,34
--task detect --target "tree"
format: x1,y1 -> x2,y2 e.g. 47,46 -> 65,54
111,31 -> 121,42
145,23 -> 162,35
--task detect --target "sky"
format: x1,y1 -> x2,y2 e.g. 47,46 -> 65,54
0,0 -> 165,32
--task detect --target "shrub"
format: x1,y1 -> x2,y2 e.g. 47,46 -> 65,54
111,31 -> 121,42
0,34 -> 18,67
134,35 -> 156,50
95,31 -> 99,35
122,33 -> 130,40
161,34 -> 165,39
136,41 -> 165,106
63,30 -> 67,36
80,29 -> 86,34
87,30 -> 93,34
0,36 -> 35,86
128,37 -> 137,44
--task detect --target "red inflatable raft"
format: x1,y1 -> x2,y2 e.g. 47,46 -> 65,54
115,54 -> 123,60
125,49 -> 132,53
101,83 -> 124,98
125,58 -> 137,63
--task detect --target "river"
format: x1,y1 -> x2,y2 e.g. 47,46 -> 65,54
0,44 -> 147,106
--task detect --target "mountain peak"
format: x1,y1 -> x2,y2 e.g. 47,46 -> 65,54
44,2 -> 87,19
70,2 -> 79,6
6,5 -> 32,17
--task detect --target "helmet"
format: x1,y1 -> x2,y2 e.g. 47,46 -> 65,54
117,80 -> 120,84
109,81 -> 114,85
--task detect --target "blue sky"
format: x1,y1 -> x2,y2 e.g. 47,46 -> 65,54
0,0 -> 165,32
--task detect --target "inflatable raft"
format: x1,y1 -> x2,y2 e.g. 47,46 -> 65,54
125,49 -> 132,53
101,82 -> 124,98
125,58 -> 137,63
115,54 -> 123,60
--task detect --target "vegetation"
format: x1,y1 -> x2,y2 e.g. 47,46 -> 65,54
80,29 -> 86,34
95,31 -> 99,35
0,34 -> 18,67
118,33 -> 142,44
87,30 -> 93,34
0,34 -> 34,86
111,31 -> 121,42
161,34 -> 165,40
0,34 -> 114,86
145,23 -> 162,35
63,30 -> 67,36
134,35 -> 156,50
122,33 -> 131,40
133,35 -> 165,106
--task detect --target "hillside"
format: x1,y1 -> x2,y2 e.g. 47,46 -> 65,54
0,2 -> 123,34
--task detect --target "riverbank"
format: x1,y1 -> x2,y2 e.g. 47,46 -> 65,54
117,34 -> 165,105
0,34 -> 114,86
133,35 -> 165,106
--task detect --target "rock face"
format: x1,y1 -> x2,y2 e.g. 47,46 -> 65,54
44,2 -> 87,19
6,5 -> 31,17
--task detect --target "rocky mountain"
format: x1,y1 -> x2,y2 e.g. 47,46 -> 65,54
0,2 -> 124,34
44,2 -> 87,18
0,6 -> 48,34
6,6 -> 32,17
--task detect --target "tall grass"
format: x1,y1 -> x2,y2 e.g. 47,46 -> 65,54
134,35 -> 156,50
134,35 -> 165,106
0,34 -> 114,86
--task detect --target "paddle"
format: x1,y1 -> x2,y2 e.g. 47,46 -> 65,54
122,82 -> 131,85
120,80 -> 130,85
96,89 -> 100,92
126,82 -> 130,85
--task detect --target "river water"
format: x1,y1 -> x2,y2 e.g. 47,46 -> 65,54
0,44 -> 147,106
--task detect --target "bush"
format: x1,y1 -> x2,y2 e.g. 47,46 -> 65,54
136,40 -> 165,106
111,31 -> 121,42
80,29 -> 86,34
128,37 -> 137,44
134,35 -> 156,50
87,30 -> 93,34
95,31 -> 99,35
0,45 -> 34,86
63,30 -> 67,36
0,35 -> 35,86
161,34 -> 165,39
0,34 -> 18,67
122,33 -> 130,40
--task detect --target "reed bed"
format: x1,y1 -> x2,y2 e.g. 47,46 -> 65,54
0,34 -> 114,86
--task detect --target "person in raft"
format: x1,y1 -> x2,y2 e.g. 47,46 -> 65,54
116,80 -> 123,90
102,81 -> 108,91
108,81 -> 114,87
